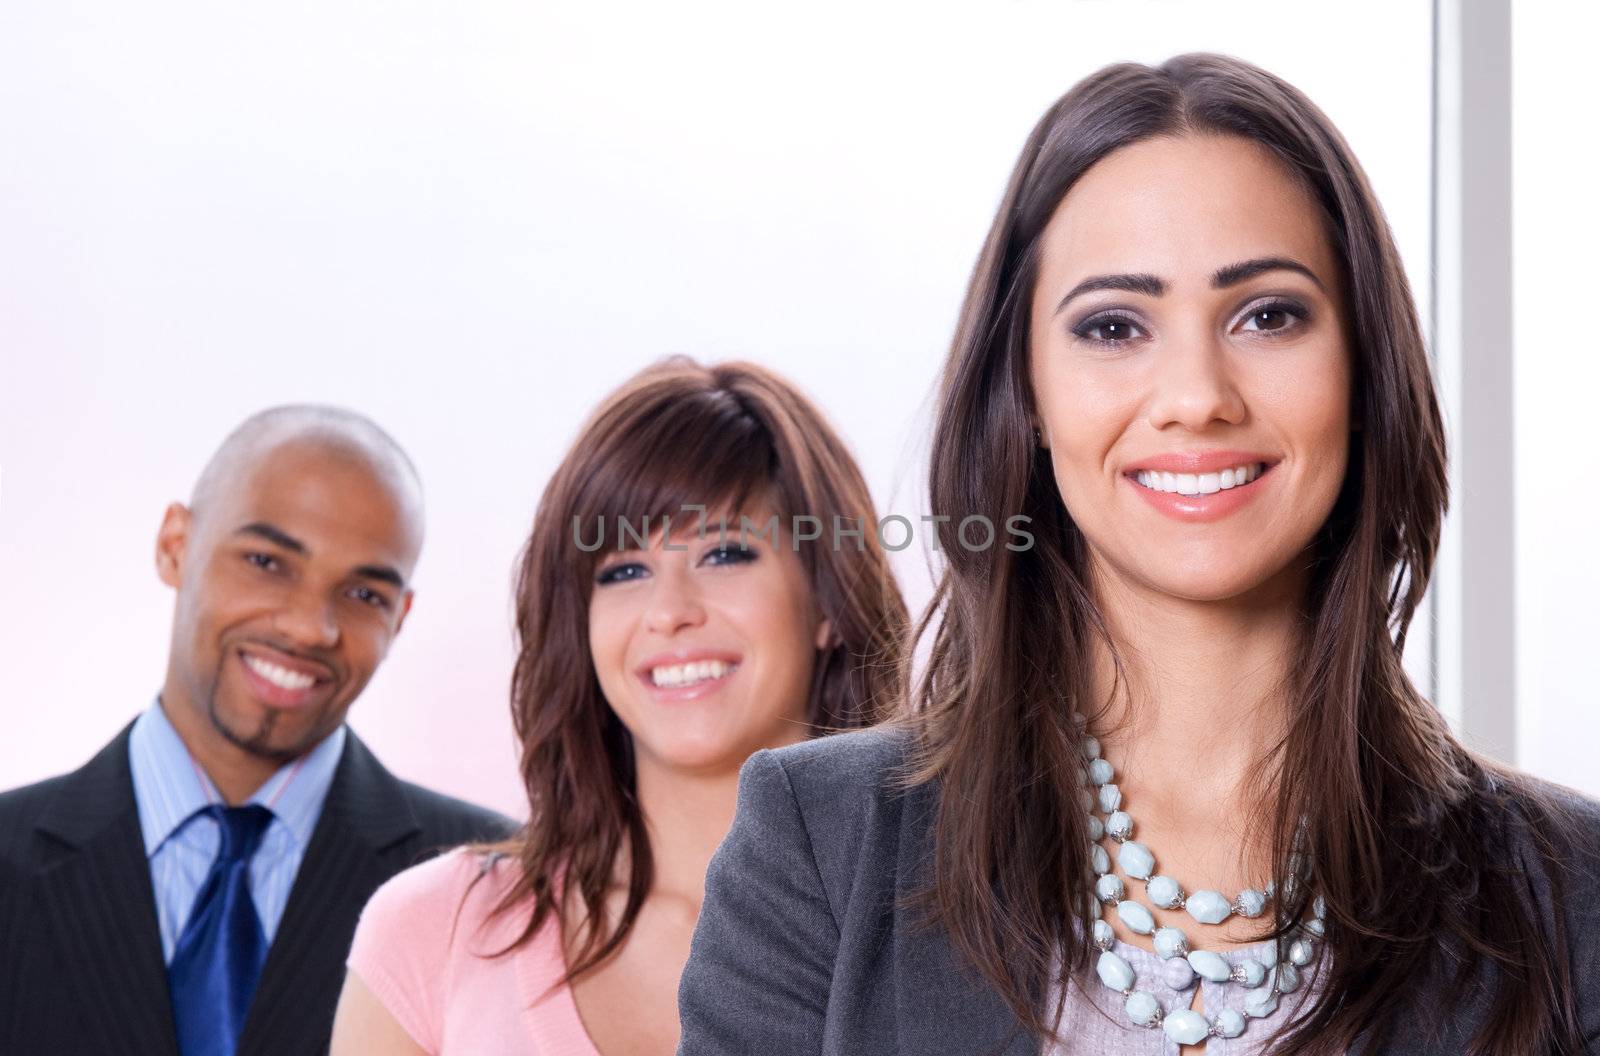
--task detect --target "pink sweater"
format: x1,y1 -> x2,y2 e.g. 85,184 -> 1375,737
346,848 -> 601,1055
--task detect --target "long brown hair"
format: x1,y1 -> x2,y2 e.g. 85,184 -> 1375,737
909,53 -> 1590,1053
486,355 -> 908,983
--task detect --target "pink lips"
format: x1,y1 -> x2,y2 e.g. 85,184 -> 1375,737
635,648 -> 742,704
1122,450 -> 1279,523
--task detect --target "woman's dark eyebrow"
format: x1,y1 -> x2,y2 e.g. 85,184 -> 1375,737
1212,256 -> 1325,291
1054,273 -> 1165,315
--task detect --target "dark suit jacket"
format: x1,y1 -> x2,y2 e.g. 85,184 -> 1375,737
677,726 -> 1600,1055
0,720 -> 516,1056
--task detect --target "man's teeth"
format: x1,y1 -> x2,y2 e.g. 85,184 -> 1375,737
650,659 -> 736,688
243,654 -> 316,691
1135,462 -> 1266,496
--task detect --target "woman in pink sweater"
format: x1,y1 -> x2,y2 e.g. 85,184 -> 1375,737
328,357 -> 910,1055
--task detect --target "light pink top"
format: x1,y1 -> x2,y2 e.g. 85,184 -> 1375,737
347,848 -> 601,1056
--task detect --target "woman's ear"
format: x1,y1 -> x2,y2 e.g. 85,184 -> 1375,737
814,616 -> 835,651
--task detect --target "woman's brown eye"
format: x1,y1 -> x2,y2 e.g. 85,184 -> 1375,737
1252,309 -> 1288,330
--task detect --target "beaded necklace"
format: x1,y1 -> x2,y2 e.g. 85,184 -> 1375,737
1078,715 -> 1326,1046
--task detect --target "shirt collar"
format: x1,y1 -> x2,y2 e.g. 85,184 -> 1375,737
129,698 -> 348,858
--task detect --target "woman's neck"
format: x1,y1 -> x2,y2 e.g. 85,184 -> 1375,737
1085,560 -> 1305,851
631,756 -> 743,911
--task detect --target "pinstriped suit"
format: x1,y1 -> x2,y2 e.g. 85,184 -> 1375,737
0,719 -> 514,1056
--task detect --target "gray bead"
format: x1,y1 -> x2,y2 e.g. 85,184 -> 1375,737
1080,788 -> 1095,812
1313,894 -> 1326,920
1304,916 -> 1326,936
1187,949 -> 1233,983
1234,888 -> 1268,917
1232,960 -> 1266,987
1096,950 -> 1134,992
1214,1009 -> 1246,1038
1092,919 -> 1114,951
1256,942 -> 1279,968
1117,841 -> 1154,880
1088,758 -> 1114,785
1162,1009 -> 1209,1045
1244,985 -> 1280,1018
1087,814 -> 1104,841
1162,957 -> 1196,990
1277,963 -> 1301,993
1289,939 -> 1315,966
1106,810 -> 1133,841
1082,735 -> 1101,760
1091,844 -> 1110,876
1124,990 -> 1160,1026
1098,783 -> 1122,813
1184,889 -> 1231,925
1153,926 -> 1189,959
1146,875 -> 1183,908
1095,873 -> 1125,904
1116,900 -> 1156,935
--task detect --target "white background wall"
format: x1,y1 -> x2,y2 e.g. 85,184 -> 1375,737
1512,3 -> 1600,797
2,1 -> 1441,816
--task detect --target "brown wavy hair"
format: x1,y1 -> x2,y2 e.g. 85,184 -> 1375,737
907,53 -> 1592,1053
484,355 -> 908,983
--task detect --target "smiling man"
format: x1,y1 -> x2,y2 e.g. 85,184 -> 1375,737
0,405 -> 513,1056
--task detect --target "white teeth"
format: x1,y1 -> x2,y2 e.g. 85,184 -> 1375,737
650,659 -> 736,688
243,654 -> 316,691
1134,462 -> 1266,496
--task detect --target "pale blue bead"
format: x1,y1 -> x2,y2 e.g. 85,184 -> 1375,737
1091,844 -> 1110,875
1087,814 -> 1104,841
1117,840 -> 1154,880
1289,939 -> 1315,966
1244,986 -> 1279,1018
1235,888 -> 1267,917
1313,894 -> 1326,919
1162,957 -> 1196,989
1082,734 -> 1101,759
1106,810 -> 1133,840
1124,990 -> 1160,1026
1095,874 -> 1125,904
1080,788 -> 1094,812
1098,783 -> 1122,813
1235,960 -> 1266,987
1277,963 -> 1301,993
1184,889 -> 1231,924
1304,916 -> 1326,936
1162,1009 -> 1209,1045
1187,949 -> 1232,983
1088,758 -> 1114,785
1146,875 -> 1182,908
1256,943 -> 1279,968
1214,1009 -> 1246,1038
1115,900 -> 1155,935
1153,926 -> 1189,959
1096,950 -> 1134,991
1092,919 -> 1114,949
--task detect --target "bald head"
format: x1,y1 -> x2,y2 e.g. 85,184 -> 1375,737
190,405 -> 424,536
155,405 -> 427,782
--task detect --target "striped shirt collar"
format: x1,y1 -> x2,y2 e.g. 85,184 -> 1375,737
129,697 -> 348,858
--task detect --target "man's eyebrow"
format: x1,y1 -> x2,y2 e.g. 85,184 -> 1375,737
1212,256 -> 1325,291
354,564 -> 407,590
236,522 -> 306,554
1055,273 -> 1166,315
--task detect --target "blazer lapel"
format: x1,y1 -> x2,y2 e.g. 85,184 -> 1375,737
237,731 -> 423,1056
32,724 -> 180,1056
891,782 -> 1039,1056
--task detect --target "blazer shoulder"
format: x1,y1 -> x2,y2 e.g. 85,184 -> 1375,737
392,778 -> 518,849
762,723 -> 916,803
0,772 -> 72,864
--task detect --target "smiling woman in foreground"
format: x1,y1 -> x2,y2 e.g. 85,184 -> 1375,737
676,54 -> 1600,1055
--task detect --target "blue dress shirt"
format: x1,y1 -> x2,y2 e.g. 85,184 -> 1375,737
128,700 -> 347,963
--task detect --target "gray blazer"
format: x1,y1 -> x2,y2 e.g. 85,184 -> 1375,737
677,726 -> 1600,1055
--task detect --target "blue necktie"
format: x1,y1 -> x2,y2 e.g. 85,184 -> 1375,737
167,804 -> 274,1056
